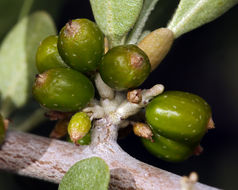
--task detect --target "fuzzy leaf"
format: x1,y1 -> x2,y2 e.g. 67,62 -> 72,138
58,157 -> 110,190
90,0 -> 143,46
0,11 -> 56,117
168,0 -> 238,38
126,0 -> 160,44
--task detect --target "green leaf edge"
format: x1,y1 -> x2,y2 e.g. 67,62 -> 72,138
126,0 -> 160,44
167,0 -> 238,38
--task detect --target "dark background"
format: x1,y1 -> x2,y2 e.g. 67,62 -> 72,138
0,0 -> 238,189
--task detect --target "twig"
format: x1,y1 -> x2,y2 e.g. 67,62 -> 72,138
0,130 -> 218,190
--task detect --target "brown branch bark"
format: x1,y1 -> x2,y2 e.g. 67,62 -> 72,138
0,130 -> 219,190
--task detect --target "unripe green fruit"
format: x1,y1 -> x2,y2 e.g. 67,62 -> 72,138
58,19 -> 104,73
143,91 -> 211,162
0,114 -> 5,144
36,35 -> 67,73
142,134 -> 194,162
99,45 -> 151,91
68,112 -> 91,144
146,91 -> 211,144
33,68 -> 95,112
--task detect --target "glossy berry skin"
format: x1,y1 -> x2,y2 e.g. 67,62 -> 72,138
99,45 -> 151,91
142,134 -> 194,162
58,19 -> 104,73
0,114 -> 5,144
68,112 -> 91,143
33,68 -> 95,112
143,91 -> 211,162
36,35 -> 67,73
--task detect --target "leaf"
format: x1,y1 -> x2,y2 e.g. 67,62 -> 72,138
167,0 -> 238,38
90,0 -> 143,46
58,157 -> 110,190
0,0 -> 64,44
126,0 -> 160,44
18,0 -> 34,21
0,11 -> 56,117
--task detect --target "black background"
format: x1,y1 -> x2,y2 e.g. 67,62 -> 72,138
1,0 -> 238,189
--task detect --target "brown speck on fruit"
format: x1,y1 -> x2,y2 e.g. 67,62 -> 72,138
130,53 -> 144,69
70,131 -> 83,145
35,73 -> 47,87
65,20 -> 80,38
127,89 -> 142,104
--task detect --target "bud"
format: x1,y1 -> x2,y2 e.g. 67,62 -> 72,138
132,122 -> 153,142
138,28 -> 174,71
50,119 -> 69,139
127,89 -> 142,104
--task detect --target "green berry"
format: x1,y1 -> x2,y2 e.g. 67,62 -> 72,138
68,112 -> 91,144
143,91 -> 211,162
33,68 -> 95,112
99,44 -> 151,91
146,91 -> 211,144
141,134 -> 194,162
58,19 -> 104,73
36,35 -> 67,73
0,114 -> 5,144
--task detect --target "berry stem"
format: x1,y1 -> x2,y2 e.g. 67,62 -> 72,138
95,73 -> 114,99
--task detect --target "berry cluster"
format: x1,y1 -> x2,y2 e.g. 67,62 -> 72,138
33,18 -> 212,161
33,18 -> 151,145
143,91 -> 212,162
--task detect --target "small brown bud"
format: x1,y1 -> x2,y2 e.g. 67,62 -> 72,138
132,122 -> 153,142
127,89 -> 142,104
207,117 -> 215,130
193,145 -> 203,156
50,119 -> 69,139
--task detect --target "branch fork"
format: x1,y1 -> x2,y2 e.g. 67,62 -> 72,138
0,73 -> 219,190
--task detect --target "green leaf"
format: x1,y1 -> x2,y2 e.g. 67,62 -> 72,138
0,11 -> 56,117
167,0 -> 238,38
58,157 -> 110,190
126,0 -> 160,44
0,0 -> 64,44
90,0 -> 143,47
18,0 -> 34,21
